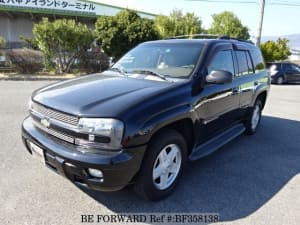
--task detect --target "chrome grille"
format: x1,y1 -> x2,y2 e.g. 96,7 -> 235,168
33,120 -> 74,144
32,102 -> 79,126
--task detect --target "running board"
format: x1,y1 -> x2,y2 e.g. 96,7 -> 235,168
189,124 -> 245,161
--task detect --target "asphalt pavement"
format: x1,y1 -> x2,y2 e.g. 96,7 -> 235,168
0,81 -> 299,225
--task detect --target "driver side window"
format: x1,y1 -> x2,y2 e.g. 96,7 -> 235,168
207,50 -> 235,75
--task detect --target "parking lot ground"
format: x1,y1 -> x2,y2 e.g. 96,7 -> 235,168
0,81 -> 300,225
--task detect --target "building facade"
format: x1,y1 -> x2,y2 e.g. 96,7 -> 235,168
0,0 -> 156,48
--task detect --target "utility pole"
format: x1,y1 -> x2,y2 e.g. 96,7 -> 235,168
256,0 -> 265,46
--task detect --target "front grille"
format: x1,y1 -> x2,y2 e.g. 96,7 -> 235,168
32,101 -> 79,126
33,119 -> 74,144
46,127 -> 74,144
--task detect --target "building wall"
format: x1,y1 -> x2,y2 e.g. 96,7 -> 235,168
0,15 -> 34,44
0,1 -> 156,48
0,14 -> 96,48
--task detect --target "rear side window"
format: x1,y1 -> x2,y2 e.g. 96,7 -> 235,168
283,63 -> 300,72
235,50 -> 254,76
207,50 -> 235,75
250,48 -> 265,72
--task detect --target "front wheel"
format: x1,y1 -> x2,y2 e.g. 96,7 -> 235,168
276,76 -> 284,85
245,99 -> 262,135
134,129 -> 187,201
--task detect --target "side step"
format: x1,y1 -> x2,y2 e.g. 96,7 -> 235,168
189,123 -> 245,161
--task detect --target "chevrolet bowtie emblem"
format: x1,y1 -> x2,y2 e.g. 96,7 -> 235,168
41,118 -> 50,128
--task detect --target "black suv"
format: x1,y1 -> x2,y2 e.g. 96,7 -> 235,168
267,62 -> 300,84
22,37 -> 270,200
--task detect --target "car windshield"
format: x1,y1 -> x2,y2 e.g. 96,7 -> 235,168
113,43 -> 203,79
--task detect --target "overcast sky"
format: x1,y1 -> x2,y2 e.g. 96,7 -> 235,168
95,0 -> 300,37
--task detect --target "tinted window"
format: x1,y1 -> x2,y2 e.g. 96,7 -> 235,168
283,63 -> 300,72
246,51 -> 254,73
250,48 -> 265,72
236,50 -> 254,76
114,43 -> 203,78
236,51 -> 248,76
207,50 -> 234,75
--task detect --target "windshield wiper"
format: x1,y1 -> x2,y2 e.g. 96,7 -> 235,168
108,67 -> 127,76
131,69 -> 169,81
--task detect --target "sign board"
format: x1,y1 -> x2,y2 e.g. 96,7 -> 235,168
0,0 -> 156,18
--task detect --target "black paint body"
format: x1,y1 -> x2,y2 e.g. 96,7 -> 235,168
22,39 -> 270,191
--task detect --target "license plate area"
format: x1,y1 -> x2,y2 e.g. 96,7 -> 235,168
29,142 -> 45,163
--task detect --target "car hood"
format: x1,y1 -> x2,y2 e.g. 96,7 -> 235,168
33,73 -> 173,117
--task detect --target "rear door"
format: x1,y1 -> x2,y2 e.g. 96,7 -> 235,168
233,47 -> 256,109
284,63 -> 300,82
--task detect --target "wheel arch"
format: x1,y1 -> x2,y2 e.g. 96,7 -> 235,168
256,91 -> 267,109
148,118 -> 195,156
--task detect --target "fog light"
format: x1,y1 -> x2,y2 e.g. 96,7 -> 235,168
88,168 -> 103,178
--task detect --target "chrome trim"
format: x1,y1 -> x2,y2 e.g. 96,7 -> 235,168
202,116 -> 219,125
31,102 -> 79,126
32,119 -> 74,144
30,109 -> 79,132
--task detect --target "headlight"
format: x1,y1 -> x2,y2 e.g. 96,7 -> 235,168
76,118 -> 124,150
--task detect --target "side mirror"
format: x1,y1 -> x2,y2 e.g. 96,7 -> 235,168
206,70 -> 233,84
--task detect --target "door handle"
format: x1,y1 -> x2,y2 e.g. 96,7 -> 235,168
254,81 -> 259,86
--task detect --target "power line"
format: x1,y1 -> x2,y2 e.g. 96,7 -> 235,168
185,0 -> 298,45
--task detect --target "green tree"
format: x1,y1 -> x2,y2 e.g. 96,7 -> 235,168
208,11 -> 250,40
154,10 -> 203,38
260,38 -> 291,62
95,9 -> 158,60
20,36 -> 39,50
0,36 -> 6,57
0,36 -> 6,48
33,18 -> 94,73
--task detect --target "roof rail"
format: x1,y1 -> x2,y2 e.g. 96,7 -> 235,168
164,33 -> 254,45
164,34 -> 220,40
218,36 -> 254,45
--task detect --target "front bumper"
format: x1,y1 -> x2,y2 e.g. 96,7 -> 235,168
22,117 -> 146,191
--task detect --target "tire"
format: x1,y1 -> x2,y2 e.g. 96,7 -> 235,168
276,76 -> 284,85
245,99 -> 262,135
134,129 -> 187,201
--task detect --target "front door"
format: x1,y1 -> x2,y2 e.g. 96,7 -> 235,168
194,44 -> 240,144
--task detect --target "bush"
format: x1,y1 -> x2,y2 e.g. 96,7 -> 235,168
0,36 -> 6,57
0,36 -> 5,48
33,18 -> 94,73
78,50 -> 109,73
6,48 -> 44,74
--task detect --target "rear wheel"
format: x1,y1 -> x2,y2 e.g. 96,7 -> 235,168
134,129 -> 187,201
245,99 -> 262,135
